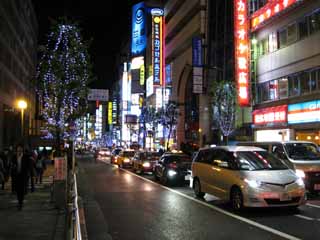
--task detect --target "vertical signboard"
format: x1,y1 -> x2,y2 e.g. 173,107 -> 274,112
131,2 -> 147,56
108,102 -> 112,125
192,37 -> 203,94
152,8 -> 164,86
234,0 -> 250,106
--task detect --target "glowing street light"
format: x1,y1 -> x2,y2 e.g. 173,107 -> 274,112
17,99 -> 27,137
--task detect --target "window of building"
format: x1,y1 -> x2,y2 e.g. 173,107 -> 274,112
269,80 -> 278,100
278,28 -> 287,48
268,32 -> 277,52
310,69 -> 318,92
288,75 -> 300,97
258,38 -> 268,56
310,9 -> 320,34
258,82 -> 269,102
317,69 -> 320,91
298,17 -> 309,39
278,77 -> 288,99
287,23 -> 297,44
299,71 -> 310,94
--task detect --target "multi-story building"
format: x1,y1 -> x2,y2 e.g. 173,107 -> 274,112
250,0 -> 320,145
0,0 -> 38,148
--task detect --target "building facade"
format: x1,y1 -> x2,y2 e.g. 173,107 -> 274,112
0,0 -> 38,148
250,0 -> 320,145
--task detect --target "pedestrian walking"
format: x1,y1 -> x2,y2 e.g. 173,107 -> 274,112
12,144 -> 31,210
35,151 -> 47,184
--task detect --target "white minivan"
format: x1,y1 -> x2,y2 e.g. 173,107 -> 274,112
192,146 -> 306,210
237,141 -> 320,194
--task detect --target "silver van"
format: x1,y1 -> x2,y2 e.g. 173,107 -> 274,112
237,141 -> 320,193
192,146 -> 306,210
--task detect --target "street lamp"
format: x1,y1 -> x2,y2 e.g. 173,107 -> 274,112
17,99 -> 27,137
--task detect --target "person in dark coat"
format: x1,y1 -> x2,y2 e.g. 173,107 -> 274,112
12,144 -> 31,210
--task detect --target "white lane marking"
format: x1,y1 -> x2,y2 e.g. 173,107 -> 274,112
306,203 -> 320,209
294,214 -> 314,221
116,167 -> 301,240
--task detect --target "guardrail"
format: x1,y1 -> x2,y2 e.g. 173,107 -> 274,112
67,173 -> 82,240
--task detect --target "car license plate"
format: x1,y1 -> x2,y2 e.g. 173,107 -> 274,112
185,175 -> 191,181
280,193 -> 291,201
314,184 -> 320,190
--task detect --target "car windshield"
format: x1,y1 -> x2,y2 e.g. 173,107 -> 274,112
123,151 -> 135,157
236,151 -> 288,171
284,143 -> 320,160
168,155 -> 191,163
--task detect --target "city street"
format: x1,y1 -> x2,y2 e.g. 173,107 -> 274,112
78,155 -> 320,240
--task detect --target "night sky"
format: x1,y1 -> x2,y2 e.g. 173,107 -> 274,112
31,0 -> 142,90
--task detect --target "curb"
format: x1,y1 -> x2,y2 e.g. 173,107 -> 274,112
78,197 -> 89,240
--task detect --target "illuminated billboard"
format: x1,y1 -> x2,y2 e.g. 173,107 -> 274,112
251,0 -> 299,31
288,100 -> 320,124
253,105 -> 287,126
152,9 -> 164,86
131,2 -> 147,56
234,0 -> 250,106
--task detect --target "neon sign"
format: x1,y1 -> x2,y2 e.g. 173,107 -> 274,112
251,0 -> 299,31
234,0 -> 250,106
131,2 -> 147,56
288,100 -> 320,124
152,9 -> 164,86
253,105 -> 287,125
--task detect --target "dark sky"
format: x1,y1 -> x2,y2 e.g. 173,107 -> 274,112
31,0 -> 143,90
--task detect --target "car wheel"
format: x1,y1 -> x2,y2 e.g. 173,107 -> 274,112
230,187 -> 243,211
193,178 -> 205,198
160,172 -> 170,186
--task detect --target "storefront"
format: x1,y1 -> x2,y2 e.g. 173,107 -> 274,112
288,99 -> 320,145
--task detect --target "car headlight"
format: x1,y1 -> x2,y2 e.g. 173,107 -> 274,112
168,169 -> 177,177
295,178 -> 305,187
295,169 -> 305,179
124,158 -> 130,163
142,162 -> 151,168
244,178 -> 261,189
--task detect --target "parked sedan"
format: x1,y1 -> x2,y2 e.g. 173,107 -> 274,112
192,146 -> 306,210
132,151 -> 160,174
154,153 -> 192,186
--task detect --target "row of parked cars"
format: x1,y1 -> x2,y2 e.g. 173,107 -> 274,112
108,140 -> 320,211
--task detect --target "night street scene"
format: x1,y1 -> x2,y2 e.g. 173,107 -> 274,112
1,0 -> 320,240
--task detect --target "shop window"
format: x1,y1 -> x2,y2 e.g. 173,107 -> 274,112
310,70 -> 318,92
268,32 -> 277,52
310,9 -> 320,34
288,75 -> 300,96
287,23 -> 297,44
269,80 -> 278,100
298,17 -> 309,39
278,77 -> 288,99
299,71 -> 310,95
278,28 -> 287,48
259,82 -> 269,102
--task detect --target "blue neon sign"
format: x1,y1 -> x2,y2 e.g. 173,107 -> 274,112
131,2 -> 147,56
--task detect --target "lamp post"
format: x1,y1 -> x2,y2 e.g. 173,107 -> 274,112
17,100 -> 27,138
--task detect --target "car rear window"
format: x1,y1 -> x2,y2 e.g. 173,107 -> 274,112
123,151 -> 135,157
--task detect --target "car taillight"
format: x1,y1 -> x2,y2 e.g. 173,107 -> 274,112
169,163 -> 177,169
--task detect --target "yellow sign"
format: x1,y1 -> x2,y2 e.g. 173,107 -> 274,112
140,65 -> 145,85
108,102 -> 112,125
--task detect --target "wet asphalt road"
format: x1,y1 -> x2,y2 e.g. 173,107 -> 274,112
78,156 -> 320,240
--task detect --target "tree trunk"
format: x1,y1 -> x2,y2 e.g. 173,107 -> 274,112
166,124 -> 172,151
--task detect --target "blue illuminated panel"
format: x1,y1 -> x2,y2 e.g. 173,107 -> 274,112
131,2 -> 147,56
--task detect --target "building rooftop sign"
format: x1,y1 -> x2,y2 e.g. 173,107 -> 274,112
251,0 -> 300,31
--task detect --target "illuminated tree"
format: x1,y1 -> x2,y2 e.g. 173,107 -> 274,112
210,80 -> 236,145
37,20 -> 92,155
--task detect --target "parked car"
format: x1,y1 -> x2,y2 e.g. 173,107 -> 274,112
132,151 -> 160,174
237,141 -> 320,194
116,149 -> 135,168
111,148 -> 122,164
154,152 -> 192,186
192,146 -> 306,210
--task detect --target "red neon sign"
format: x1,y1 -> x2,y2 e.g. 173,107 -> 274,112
234,0 -> 250,107
253,105 -> 287,125
251,0 -> 299,31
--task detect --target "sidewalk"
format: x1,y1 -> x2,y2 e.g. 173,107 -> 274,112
0,165 -> 65,240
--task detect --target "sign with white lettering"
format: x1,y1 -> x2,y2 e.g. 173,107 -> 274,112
288,100 -> 320,124
253,105 -> 287,126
